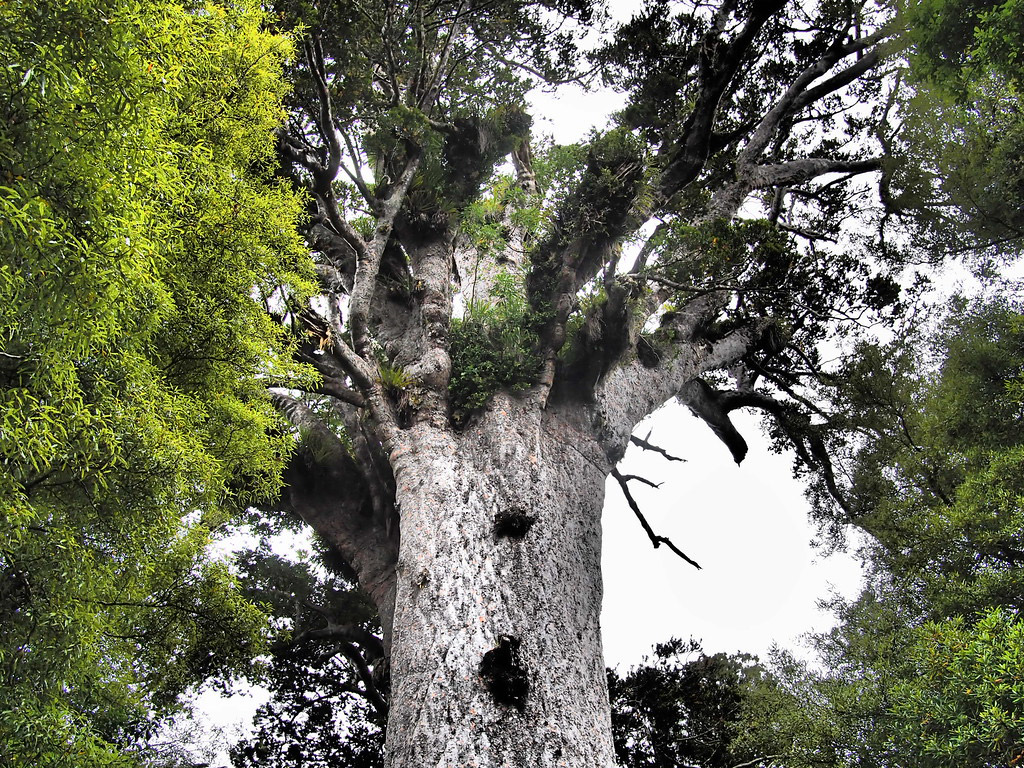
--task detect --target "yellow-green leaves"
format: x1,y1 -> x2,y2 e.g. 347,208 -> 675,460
1,0 -> 311,762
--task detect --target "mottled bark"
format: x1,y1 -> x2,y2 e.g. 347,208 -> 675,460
384,394 -> 615,768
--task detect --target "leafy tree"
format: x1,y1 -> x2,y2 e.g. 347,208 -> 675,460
0,0 -> 310,763
607,639 -> 769,768
894,609 -> 1024,767
745,296 -> 1024,768
805,299 -> 1024,617
229,531 -> 386,768
888,0 -> 1024,259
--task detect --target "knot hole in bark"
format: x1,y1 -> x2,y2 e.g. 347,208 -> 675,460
479,635 -> 529,712
493,508 -> 536,539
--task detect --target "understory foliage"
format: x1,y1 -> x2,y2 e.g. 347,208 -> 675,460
229,528 -> 385,768
607,639 -> 767,768
0,0 -> 309,763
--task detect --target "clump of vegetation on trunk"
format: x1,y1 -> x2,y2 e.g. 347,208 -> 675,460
448,272 -> 543,423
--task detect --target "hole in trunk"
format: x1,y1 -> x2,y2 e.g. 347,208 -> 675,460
479,635 -> 529,711
493,509 -> 536,539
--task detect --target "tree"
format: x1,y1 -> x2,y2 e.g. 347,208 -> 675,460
242,0 -> 943,764
0,0 -> 310,763
886,0 -> 1024,260
681,294 -> 1024,768
780,297 -> 1024,768
607,639 -> 770,768
229,532 -> 387,768
892,609 -> 1024,767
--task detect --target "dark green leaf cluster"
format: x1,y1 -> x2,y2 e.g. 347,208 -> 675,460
449,274 -> 543,423
549,128 -> 648,247
608,638 -> 770,768
230,529 -> 385,768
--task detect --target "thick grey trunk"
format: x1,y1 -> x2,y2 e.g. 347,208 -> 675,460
384,394 -> 615,767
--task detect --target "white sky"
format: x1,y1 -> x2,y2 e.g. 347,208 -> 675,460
600,405 -> 863,668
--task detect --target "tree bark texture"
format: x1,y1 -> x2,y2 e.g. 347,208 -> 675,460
385,394 -> 615,767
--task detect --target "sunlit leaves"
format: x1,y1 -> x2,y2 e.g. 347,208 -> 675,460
0,0 -> 312,762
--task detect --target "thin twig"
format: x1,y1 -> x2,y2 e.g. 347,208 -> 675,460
630,431 -> 686,462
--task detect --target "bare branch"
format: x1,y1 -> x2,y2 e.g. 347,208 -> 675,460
612,468 -> 702,570
616,473 -> 662,489
630,431 -> 687,462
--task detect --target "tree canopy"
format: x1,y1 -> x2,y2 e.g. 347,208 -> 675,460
1,0 -> 310,762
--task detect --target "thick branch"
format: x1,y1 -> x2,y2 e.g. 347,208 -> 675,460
591,296 -> 772,461
678,379 -> 748,464
741,27 -> 890,168
348,149 -> 424,358
268,393 -> 400,646
713,387 -> 854,516
708,157 -> 882,220
658,0 -> 788,199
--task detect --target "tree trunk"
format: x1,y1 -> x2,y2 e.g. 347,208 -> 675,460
384,393 -> 616,767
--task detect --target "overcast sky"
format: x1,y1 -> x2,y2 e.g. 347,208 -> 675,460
600,406 -> 863,668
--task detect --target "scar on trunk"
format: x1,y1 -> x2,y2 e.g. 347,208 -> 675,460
493,508 -> 536,539
479,635 -> 529,711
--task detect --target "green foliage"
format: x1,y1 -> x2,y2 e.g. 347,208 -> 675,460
752,297 -> 1024,768
894,0 -> 1024,256
906,0 -> 1024,89
0,0 -> 312,762
893,609 -> 1024,767
607,638 -> 770,768
811,299 -> 1024,616
230,532 -> 385,768
653,219 -> 796,289
448,272 -> 543,421
549,128 -> 648,247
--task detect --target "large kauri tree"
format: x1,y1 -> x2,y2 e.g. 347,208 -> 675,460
260,0 -> 915,764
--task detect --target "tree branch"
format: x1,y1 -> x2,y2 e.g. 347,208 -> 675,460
612,468 -> 702,570
658,0 -> 788,199
348,148 -> 424,358
630,431 -> 687,462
